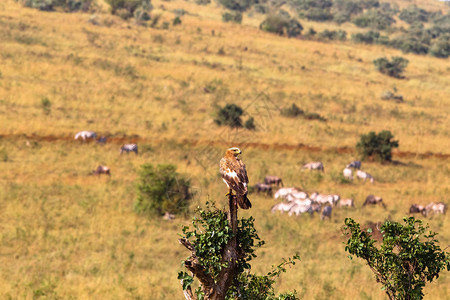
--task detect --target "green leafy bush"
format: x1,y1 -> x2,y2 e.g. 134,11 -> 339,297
134,164 -> 192,216
351,31 -> 388,45
105,0 -> 152,20
317,29 -> 347,41
178,202 -> 300,299
41,97 -> 51,115
343,217 -> 450,300
429,35 -> 450,58
244,116 -> 256,130
373,56 -> 408,78
218,0 -> 254,12
214,103 -> 244,128
356,130 -> 399,162
352,9 -> 395,30
399,5 -> 430,24
259,14 -> 303,37
222,11 -> 243,24
281,103 -> 304,117
21,0 -> 92,12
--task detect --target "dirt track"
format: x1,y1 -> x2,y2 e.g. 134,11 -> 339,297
2,133 -> 449,160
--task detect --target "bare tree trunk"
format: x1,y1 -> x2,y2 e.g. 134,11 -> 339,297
179,193 -> 240,300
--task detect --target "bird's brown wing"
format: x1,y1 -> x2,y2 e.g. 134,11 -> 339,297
220,157 -> 246,195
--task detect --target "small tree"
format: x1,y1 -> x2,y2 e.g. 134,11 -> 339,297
356,130 -> 399,162
214,104 -> 244,128
373,57 -> 409,78
134,164 -> 192,216
178,200 -> 300,299
343,217 -> 450,300
259,14 -> 303,37
105,0 -> 152,20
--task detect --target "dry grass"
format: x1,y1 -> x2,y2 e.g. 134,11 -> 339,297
0,0 -> 449,299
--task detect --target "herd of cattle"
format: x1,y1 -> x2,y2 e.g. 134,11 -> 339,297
74,131 -> 138,176
254,160 -> 447,220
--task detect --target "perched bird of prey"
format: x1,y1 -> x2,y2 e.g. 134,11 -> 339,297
219,147 -> 252,209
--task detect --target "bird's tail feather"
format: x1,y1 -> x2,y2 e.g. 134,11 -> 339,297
238,193 -> 252,209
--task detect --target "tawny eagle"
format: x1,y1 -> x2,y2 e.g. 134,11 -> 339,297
219,147 -> 251,209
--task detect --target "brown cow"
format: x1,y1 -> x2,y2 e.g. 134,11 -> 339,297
93,165 -> 110,176
363,195 -> 385,208
264,176 -> 284,187
254,183 -> 273,195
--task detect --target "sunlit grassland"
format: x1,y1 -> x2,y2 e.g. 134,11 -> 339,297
0,137 -> 449,299
0,0 -> 449,152
0,0 -> 449,298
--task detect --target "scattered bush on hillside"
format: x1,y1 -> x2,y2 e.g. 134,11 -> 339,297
135,164 -> 192,216
429,35 -> 450,58
105,0 -> 152,21
244,117 -> 256,130
214,104 -> 244,128
399,5 -> 430,24
41,97 -> 51,115
281,103 -> 304,117
218,0 -> 254,12
304,112 -> 326,121
259,14 -> 303,37
373,57 -> 408,78
21,0 -> 93,12
380,89 -> 403,103
222,11 -> 243,24
301,7 -> 333,21
343,217 -> 450,300
172,16 -> 182,26
352,9 -> 395,30
356,130 -> 399,162
195,0 -> 210,5
178,201 -> 300,299
351,31 -> 388,45
317,29 -> 347,41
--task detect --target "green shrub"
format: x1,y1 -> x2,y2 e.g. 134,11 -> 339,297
343,217 -> 450,300
217,0 -> 254,12
352,9 -> 395,30
260,14 -> 303,37
105,0 -> 152,20
399,5 -> 429,24
429,35 -> 450,58
134,164 -> 192,216
222,11 -> 243,24
214,104 -> 244,128
373,56 -> 408,78
41,97 -> 51,115
302,8 -> 333,21
244,117 -> 255,130
172,16 -> 182,26
304,112 -> 326,121
356,130 -> 399,162
281,103 -> 304,117
351,31 -> 388,45
318,29 -> 347,41
21,0 -> 93,12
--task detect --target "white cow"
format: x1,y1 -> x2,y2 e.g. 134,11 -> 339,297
422,202 -> 447,217
74,131 -> 97,140
274,187 -> 300,200
338,198 -> 354,208
285,191 -> 309,202
271,202 -> 296,213
312,193 -> 340,206
356,170 -> 374,183
288,199 -> 313,216
302,162 -> 324,171
343,168 -> 353,180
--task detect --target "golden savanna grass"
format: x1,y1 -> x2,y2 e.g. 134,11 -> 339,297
0,0 -> 449,299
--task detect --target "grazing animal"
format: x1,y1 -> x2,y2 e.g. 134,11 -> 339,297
264,176 -> 284,187
288,201 -> 314,216
285,191 -> 309,202
422,202 -> 447,217
219,147 -> 251,209
302,161 -> 324,171
321,206 -> 332,220
271,202 -> 296,213
346,161 -> 361,169
312,193 -> 339,206
254,183 -> 272,195
363,195 -> 385,208
97,136 -> 107,144
92,165 -> 110,176
75,131 -> 97,141
163,212 -> 175,221
356,170 -> 374,183
343,168 -> 353,180
120,144 -> 138,155
274,187 -> 299,200
338,198 -> 354,208
409,204 -> 425,214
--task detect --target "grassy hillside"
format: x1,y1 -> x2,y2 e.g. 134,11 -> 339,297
0,0 -> 449,299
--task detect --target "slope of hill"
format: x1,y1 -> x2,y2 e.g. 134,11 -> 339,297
0,0 -> 449,299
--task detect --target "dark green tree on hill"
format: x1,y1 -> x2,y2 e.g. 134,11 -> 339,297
373,57 -> 409,78
356,130 -> 399,162
343,217 -> 450,300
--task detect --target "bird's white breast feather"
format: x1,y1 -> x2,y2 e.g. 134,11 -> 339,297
226,169 -> 238,178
